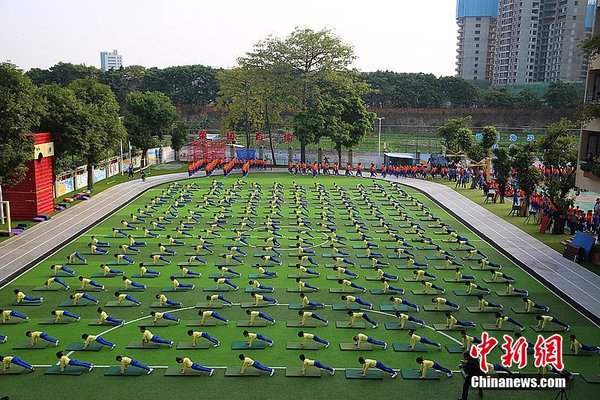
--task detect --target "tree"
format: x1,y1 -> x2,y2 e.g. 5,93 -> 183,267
324,96 -> 375,163
492,147 -> 511,203
142,65 -> 219,106
171,121 -> 190,162
468,126 -> 496,169
536,118 -> 578,233
124,91 -> 178,166
69,78 -> 126,189
544,81 -> 580,108
480,88 -> 515,108
361,71 -> 443,108
510,143 -> 541,213
100,65 -> 147,107
579,33 -> 600,59
217,68 -> 264,149
0,63 -> 44,187
26,62 -> 101,86
437,116 -> 472,152
38,84 -> 89,173
516,87 -> 541,109
439,76 -> 480,108
274,28 -> 356,161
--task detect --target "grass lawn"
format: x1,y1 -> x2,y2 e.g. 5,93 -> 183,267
0,173 -> 598,400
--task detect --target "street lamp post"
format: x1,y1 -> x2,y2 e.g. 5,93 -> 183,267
376,117 -> 385,156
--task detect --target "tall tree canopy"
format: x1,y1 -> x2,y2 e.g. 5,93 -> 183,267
142,65 -> 219,106
38,84 -> 90,173
69,78 -> 126,188
124,91 -> 178,165
544,81 -> 581,109
536,118 -> 579,214
26,62 -> 102,87
0,63 -> 44,186
437,116 -> 473,153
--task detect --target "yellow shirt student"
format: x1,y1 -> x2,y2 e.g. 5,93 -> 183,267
355,333 -> 369,346
240,356 -> 254,373
361,358 -> 377,374
505,283 -> 515,294
301,357 -> 316,374
142,329 -> 154,343
15,291 -> 26,303
409,333 -> 422,349
29,331 -> 42,345
253,294 -> 265,305
2,356 -> 15,371
200,311 -> 214,324
349,312 -> 363,325
53,310 -> 65,322
119,356 -> 133,374
246,332 -> 258,346
152,312 -> 165,322
98,310 -> 109,323
466,282 -> 477,294
180,357 -> 194,373
446,315 -> 458,329
123,278 -> 134,289
116,293 -> 129,304
433,297 -> 447,309
157,294 -> 168,306
190,331 -> 205,346
2,310 -> 14,322
300,312 -> 314,325
462,334 -> 474,349
59,355 -> 71,371
524,299 -> 535,312
83,335 -> 98,349
72,292 -> 85,304
300,332 -> 315,345
478,298 -> 490,310
537,315 -> 553,329
79,277 -> 92,289
419,359 -> 435,377
344,296 -> 356,305
570,338 -> 582,354
414,270 -> 426,280
496,316 -> 509,328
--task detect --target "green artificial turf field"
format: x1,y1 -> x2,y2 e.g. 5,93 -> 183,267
0,173 -> 598,400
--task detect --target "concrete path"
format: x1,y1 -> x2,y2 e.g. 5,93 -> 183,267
0,170 -> 598,325
381,176 -> 600,325
0,172 -> 188,286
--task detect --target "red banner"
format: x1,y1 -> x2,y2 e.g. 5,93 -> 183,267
197,130 -> 207,140
283,133 -> 293,143
226,131 -> 235,141
255,132 -> 264,141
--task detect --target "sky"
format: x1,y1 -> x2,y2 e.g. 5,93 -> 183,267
0,0 -> 457,76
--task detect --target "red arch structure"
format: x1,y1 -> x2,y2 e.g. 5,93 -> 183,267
3,133 -> 55,220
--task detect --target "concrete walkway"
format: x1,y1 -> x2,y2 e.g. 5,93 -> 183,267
382,176 -> 600,325
0,171 -> 599,324
0,172 -> 188,286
